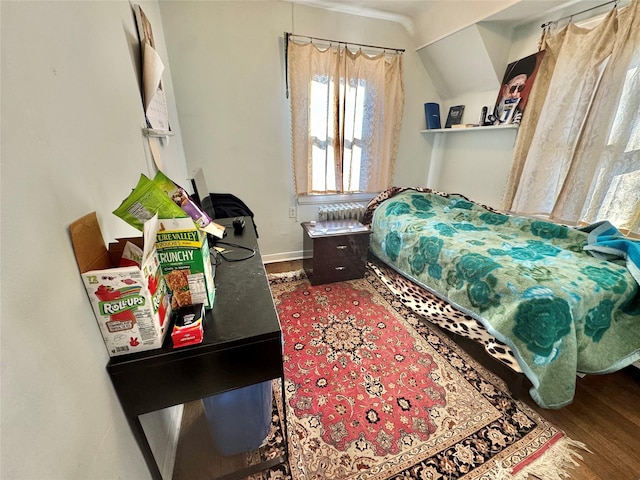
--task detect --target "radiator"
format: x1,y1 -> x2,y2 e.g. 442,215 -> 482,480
318,203 -> 367,222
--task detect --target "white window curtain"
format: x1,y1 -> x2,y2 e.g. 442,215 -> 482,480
503,0 -> 640,236
288,39 -> 404,196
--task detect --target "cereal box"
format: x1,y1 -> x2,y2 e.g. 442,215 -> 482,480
156,217 -> 215,310
70,212 -> 171,357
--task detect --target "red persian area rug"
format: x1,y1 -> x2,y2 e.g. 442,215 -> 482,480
252,267 -> 586,480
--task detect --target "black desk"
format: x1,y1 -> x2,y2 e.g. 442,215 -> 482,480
106,216 -> 286,480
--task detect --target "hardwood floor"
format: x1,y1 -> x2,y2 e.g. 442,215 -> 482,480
264,260 -> 304,274
523,367 -> 640,480
173,261 -> 640,480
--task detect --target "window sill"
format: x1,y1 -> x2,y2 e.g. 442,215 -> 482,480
297,192 -> 378,205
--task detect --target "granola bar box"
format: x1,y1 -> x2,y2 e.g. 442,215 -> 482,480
156,217 -> 215,310
70,212 -> 171,357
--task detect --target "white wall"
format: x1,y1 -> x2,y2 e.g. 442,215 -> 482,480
1,1 -> 187,479
425,126 -> 519,207
158,1 -> 438,261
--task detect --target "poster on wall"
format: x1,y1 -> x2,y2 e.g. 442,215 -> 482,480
133,4 -> 170,132
492,51 -> 545,125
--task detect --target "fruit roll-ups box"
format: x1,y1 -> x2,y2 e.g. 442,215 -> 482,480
70,212 -> 171,357
156,217 -> 215,310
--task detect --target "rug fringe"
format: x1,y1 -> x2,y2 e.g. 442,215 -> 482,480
486,437 -> 590,480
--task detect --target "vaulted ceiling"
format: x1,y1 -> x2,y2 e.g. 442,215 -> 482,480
288,0 -> 613,99
290,0 -> 604,47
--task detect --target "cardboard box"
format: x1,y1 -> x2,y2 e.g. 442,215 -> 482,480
156,217 -> 215,309
70,212 -> 171,357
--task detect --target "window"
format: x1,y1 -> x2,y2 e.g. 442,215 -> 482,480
594,62 -> 640,234
288,40 -> 404,196
608,66 -> 639,153
309,74 -> 370,192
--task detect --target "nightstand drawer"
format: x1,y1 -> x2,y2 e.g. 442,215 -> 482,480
312,256 -> 367,284
314,235 -> 369,260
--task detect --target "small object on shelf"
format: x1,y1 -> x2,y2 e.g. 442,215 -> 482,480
444,105 -> 465,128
451,124 -> 480,129
499,98 -> 520,124
424,102 -> 441,129
482,105 -> 496,126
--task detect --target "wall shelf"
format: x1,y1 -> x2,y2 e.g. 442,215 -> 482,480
421,124 -> 518,134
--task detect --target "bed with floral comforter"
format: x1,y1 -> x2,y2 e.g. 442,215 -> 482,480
366,188 -> 640,408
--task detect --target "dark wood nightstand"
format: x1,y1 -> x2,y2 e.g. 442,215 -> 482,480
301,220 -> 371,285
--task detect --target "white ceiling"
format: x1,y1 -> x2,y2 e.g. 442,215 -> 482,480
290,0 -> 608,45
288,0 -> 615,98
292,0 -> 603,23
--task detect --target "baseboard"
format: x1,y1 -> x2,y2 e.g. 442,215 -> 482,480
162,403 -> 184,480
261,251 -> 304,264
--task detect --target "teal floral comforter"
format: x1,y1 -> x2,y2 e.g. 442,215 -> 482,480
369,189 -> 640,408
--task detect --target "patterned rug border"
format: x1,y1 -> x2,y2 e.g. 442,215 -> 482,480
262,267 -> 588,480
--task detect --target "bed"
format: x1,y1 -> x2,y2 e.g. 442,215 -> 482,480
363,187 -> 640,409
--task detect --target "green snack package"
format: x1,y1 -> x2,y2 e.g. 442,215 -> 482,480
113,174 -> 188,231
152,170 -> 225,239
152,171 -> 212,229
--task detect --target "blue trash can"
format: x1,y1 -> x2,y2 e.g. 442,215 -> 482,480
201,380 -> 273,456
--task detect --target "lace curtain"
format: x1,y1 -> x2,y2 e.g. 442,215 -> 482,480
503,0 -> 640,236
288,40 -> 404,195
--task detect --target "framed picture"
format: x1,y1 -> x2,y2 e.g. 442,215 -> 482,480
445,105 -> 465,128
492,51 -> 545,124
